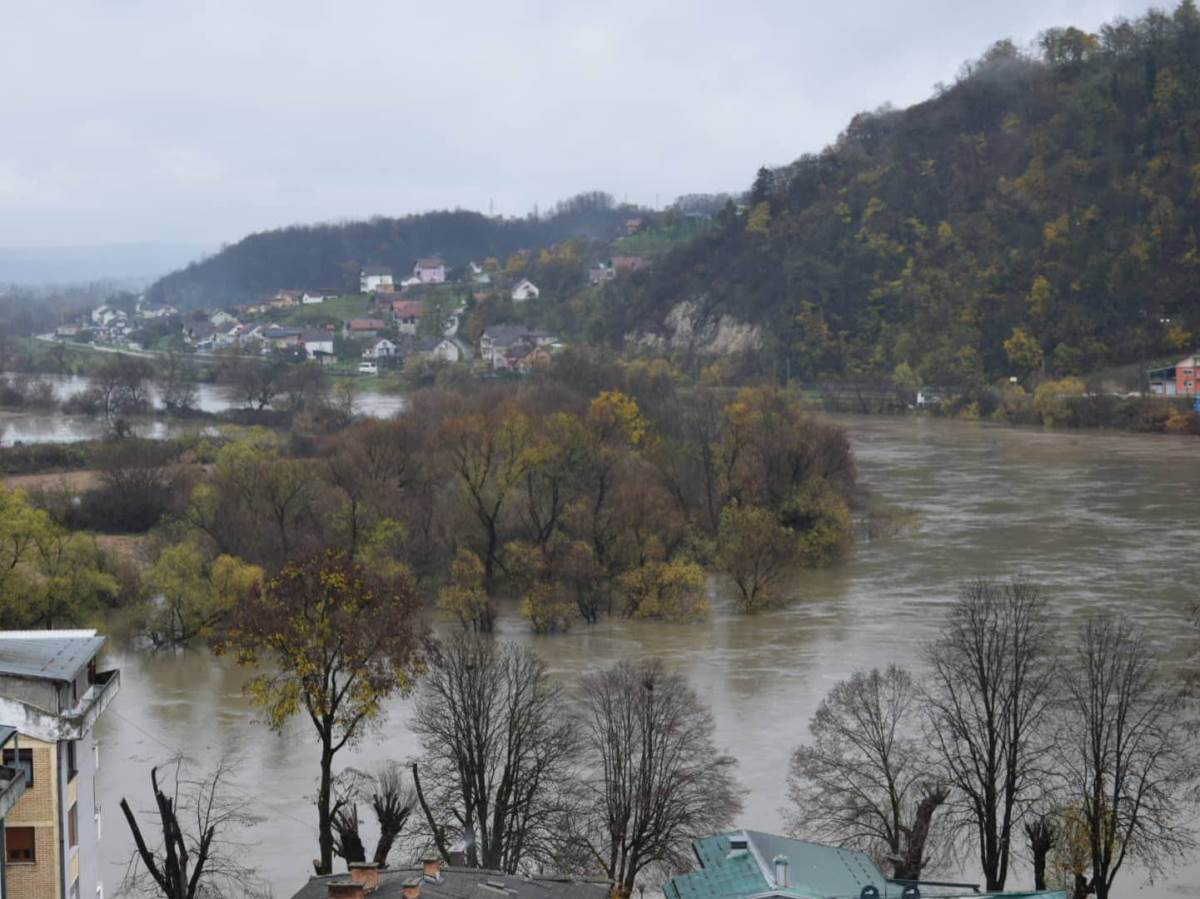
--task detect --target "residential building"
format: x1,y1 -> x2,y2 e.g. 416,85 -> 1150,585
413,257 -> 446,284
290,855 -> 610,899
209,310 -> 236,326
363,338 -> 397,360
0,726 -> 28,898
391,300 -> 425,336
479,325 -> 554,370
301,330 -> 335,360
1177,354 -> 1198,395
360,267 -> 394,293
468,261 -> 491,284
344,319 -> 387,339
271,290 -> 302,308
0,630 -> 120,899
510,279 -> 539,302
263,326 -> 305,351
405,337 -> 464,364
666,830 -> 1066,899
625,216 -> 646,234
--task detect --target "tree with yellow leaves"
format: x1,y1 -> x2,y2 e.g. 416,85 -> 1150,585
216,550 -> 429,875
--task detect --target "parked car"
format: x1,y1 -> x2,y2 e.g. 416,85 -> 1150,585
358,361 -> 378,375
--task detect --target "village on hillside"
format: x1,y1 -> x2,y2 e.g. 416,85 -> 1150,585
48,228 -> 661,381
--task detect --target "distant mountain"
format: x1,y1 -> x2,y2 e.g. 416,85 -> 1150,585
612,2 -> 1200,384
0,242 -> 208,288
146,193 -> 636,309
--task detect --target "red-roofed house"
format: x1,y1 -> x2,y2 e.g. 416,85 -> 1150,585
344,318 -> 387,339
391,300 -> 426,335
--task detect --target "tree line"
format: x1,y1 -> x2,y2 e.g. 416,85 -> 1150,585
785,578 -> 1198,899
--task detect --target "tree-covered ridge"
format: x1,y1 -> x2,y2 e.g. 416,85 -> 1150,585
620,2 -> 1200,384
146,192 -> 636,308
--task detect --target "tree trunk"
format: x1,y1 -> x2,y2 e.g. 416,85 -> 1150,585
316,733 -> 334,875
893,787 -> 947,880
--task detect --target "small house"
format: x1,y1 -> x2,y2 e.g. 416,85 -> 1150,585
511,278 -> 540,302
391,300 -> 426,336
360,266 -> 394,293
588,264 -> 615,285
413,257 -> 447,284
301,330 -> 335,360
364,338 -> 398,359
344,319 -> 387,339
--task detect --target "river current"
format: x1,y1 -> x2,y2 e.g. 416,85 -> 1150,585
94,416 -> 1200,897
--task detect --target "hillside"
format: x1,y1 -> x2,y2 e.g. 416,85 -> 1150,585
146,192 -> 635,308
612,2 -> 1200,385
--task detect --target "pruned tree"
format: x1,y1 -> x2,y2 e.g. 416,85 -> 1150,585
412,636 -> 577,873
331,763 -> 417,868
575,659 -> 743,896
785,665 -> 948,881
1025,812 -> 1058,892
119,757 -> 264,899
215,550 -> 429,875
1054,613 -> 1197,899
923,577 -> 1056,892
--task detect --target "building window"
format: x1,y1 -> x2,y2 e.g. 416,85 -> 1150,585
6,826 -> 35,863
68,802 -> 78,848
3,748 -> 34,786
67,740 -> 78,781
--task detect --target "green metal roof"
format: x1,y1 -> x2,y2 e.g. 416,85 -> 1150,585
664,831 -> 1068,899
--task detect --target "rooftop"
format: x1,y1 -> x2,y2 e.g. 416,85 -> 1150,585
362,266 -> 393,276
666,831 -> 1065,899
0,630 -> 106,683
291,866 -> 610,899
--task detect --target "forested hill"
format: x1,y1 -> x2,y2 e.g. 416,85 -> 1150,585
146,193 -> 633,308
618,2 -> 1200,385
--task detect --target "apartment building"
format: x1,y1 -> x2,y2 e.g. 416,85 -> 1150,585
0,632 -> 120,899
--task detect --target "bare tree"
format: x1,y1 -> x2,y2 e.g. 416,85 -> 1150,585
785,666 -> 948,881
575,659 -> 743,897
923,577 -> 1056,891
159,351 -> 199,415
411,635 -> 577,873
1054,614 -> 1197,899
119,757 -> 264,899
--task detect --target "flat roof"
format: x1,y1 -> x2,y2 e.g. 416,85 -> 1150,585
0,630 -> 105,682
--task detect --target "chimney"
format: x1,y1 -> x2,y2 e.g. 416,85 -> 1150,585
349,863 -> 381,894
422,856 -> 442,882
328,882 -> 365,899
403,876 -> 422,899
772,855 -> 789,888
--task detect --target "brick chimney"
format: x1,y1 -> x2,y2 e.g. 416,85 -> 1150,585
422,856 -> 442,882
403,876 -> 422,899
349,863 -> 381,894
328,882 -> 365,899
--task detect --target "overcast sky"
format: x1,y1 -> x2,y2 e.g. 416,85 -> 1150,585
0,0 -> 1162,249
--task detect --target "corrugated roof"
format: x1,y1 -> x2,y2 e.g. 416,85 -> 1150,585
0,630 -> 105,682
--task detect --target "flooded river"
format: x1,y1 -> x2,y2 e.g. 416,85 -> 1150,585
0,373 -> 406,443
94,417 -> 1200,897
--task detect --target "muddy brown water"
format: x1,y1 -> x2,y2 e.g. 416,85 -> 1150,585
95,416 -> 1200,897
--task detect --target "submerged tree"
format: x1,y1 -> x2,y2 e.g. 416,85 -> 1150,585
923,577 -> 1056,892
412,636 -> 577,873
216,550 -> 428,875
786,666 -> 947,881
119,758 -> 264,899
576,659 -> 742,896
